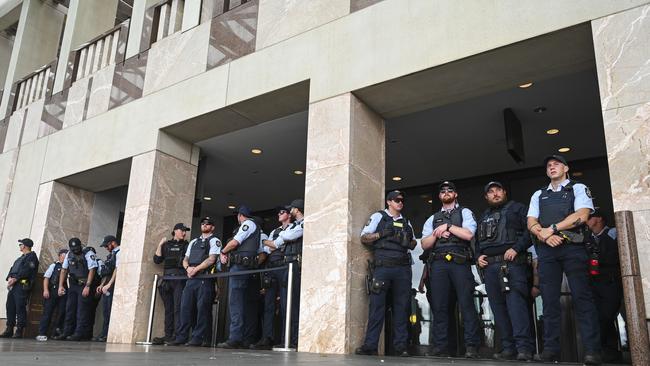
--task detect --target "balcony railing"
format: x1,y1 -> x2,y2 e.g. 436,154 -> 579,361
71,20 -> 130,82
12,62 -> 55,111
151,0 -> 185,45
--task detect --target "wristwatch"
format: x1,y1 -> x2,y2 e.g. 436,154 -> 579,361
551,224 -> 559,234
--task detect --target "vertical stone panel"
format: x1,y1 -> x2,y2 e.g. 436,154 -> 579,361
108,150 -> 197,344
299,93 -> 384,354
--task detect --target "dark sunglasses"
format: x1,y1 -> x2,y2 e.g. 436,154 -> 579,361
440,188 -> 455,193
278,210 -> 288,215
391,198 -> 404,203
201,222 -> 213,226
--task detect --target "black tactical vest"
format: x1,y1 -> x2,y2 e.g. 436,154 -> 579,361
477,201 -> 518,250
432,207 -> 471,249
594,228 -> 620,277
163,240 -> 188,275
68,252 -> 90,279
50,262 -> 63,290
8,252 -> 38,280
103,248 -> 120,278
282,220 -> 303,257
373,211 -> 414,260
188,235 -> 216,267
268,226 -> 285,262
538,181 -> 585,236
233,220 -> 261,257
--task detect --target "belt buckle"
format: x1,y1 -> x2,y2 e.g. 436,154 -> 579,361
445,253 -> 453,262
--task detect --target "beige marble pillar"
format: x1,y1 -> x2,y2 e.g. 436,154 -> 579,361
299,93 -> 385,354
592,5 -> 650,364
108,150 -> 197,344
29,181 -> 94,272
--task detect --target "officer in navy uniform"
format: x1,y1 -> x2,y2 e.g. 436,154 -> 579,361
251,206 -> 293,350
93,235 -> 120,342
36,248 -> 69,341
53,238 -> 98,341
587,209 -> 623,362
218,206 -> 262,349
355,190 -> 416,357
153,223 -> 190,344
421,181 -> 480,358
263,199 -> 304,348
0,238 -> 39,339
168,217 -> 220,346
476,181 -> 535,361
527,155 -> 601,365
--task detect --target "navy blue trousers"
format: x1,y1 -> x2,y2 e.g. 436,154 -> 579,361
159,278 -> 186,339
429,260 -> 480,350
175,278 -> 214,343
484,261 -> 535,353
38,291 -> 67,335
537,243 -> 600,353
262,268 -> 286,341
99,285 -> 114,338
362,265 -> 411,351
591,277 -> 623,352
63,282 -> 95,337
5,285 -> 28,328
227,264 -> 252,343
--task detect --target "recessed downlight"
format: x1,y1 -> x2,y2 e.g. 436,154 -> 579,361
392,176 -> 402,181
203,196 -> 212,201
227,205 -> 236,209
293,170 -> 304,175
558,147 -> 571,153
518,82 -> 534,89
546,129 -> 559,135
251,148 -> 262,154
534,106 -> 547,113
427,199 -> 433,204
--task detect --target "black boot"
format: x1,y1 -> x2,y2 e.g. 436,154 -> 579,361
0,327 -> 14,338
11,328 -> 24,338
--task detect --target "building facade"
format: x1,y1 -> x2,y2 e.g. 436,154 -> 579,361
0,0 -> 648,360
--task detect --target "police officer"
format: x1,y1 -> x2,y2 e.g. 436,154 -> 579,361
355,190 -> 416,357
152,223 -> 190,344
1,238 -> 39,339
218,206 -> 261,349
92,235 -> 120,342
54,237 -> 98,341
168,217 -> 220,346
527,155 -> 601,365
263,199 -> 304,348
36,248 -> 69,341
421,181 -> 480,358
251,206 -> 293,350
476,181 -> 535,361
587,209 -> 622,362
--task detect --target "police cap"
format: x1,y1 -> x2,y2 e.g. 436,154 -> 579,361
484,181 -> 504,193
18,238 -> 34,248
101,235 -> 118,247
237,205 -> 253,217
439,181 -> 456,191
289,199 -> 304,212
544,154 -> 568,166
200,217 -> 215,225
386,190 -> 404,201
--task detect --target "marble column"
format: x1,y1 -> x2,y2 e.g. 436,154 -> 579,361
592,5 -> 650,365
107,150 -> 197,344
29,181 -> 94,272
299,93 -> 385,354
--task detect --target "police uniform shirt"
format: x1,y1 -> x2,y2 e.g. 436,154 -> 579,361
111,247 -> 121,268
272,218 -> 304,248
259,232 -> 271,254
62,251 -> 98,270
44,262 -> 62,278
527,179 -> 594,218
360,209 -> 415,236
232,219 -> 258,247
422,205 -> 477,238
184,235 -> 221,257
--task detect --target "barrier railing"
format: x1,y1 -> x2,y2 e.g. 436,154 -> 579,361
71,20 -> 129,82
150,0 -> 184,45
13,63 -> 54,111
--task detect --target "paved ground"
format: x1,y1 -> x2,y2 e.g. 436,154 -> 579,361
0,339 -> 582,366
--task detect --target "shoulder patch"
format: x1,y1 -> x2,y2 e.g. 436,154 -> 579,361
242,224 -> 249,232
300,223 -> 304,228
584,186 -> 592,198
365,218 -> 372,226
90,254 -> 96,261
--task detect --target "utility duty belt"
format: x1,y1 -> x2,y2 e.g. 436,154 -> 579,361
284,254 -> 301,264
266,259 -> 286,268
230,254 -> 257,268
70,277 -> 88,286
429,251 -> 470,264
373,257 -> 410,267
485,253 -> 528,265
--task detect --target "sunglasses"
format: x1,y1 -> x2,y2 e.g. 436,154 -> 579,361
201,222 -> 213,226
391,198 -> 404,203
278,210 -> 288,215
440,188 -> 455,193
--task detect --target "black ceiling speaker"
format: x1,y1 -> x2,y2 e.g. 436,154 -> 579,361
503,108 -> 525,164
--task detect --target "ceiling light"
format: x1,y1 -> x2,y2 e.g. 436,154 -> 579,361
203,196 -> 212,201
392,176 -> 402,181
546,129 -> 559,135
518,82 -> 534,89
227,205 -> 236,209
251,148 -> 262,154
427,199 -> 433,204
293,170 -> 304,175
534,106 -> 547,113
572,172 -> 583,177
558,147 -> 571,153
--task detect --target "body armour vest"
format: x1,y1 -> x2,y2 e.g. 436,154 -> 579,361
268,226 -> 285,262
103,248 -> 120,278
68,253 -> 90,279
233,221 -> 261,258
373,211 -> 414,260
50,263 -> 63,290
163,240 -> 187,275
477,201 -> 518,250
188,236 -> 215,267
8,252 -> 38,280
538,181 -> 585,236
594,229 -> 620,277
433,207 -> 471,249
282,220 -> 303,257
